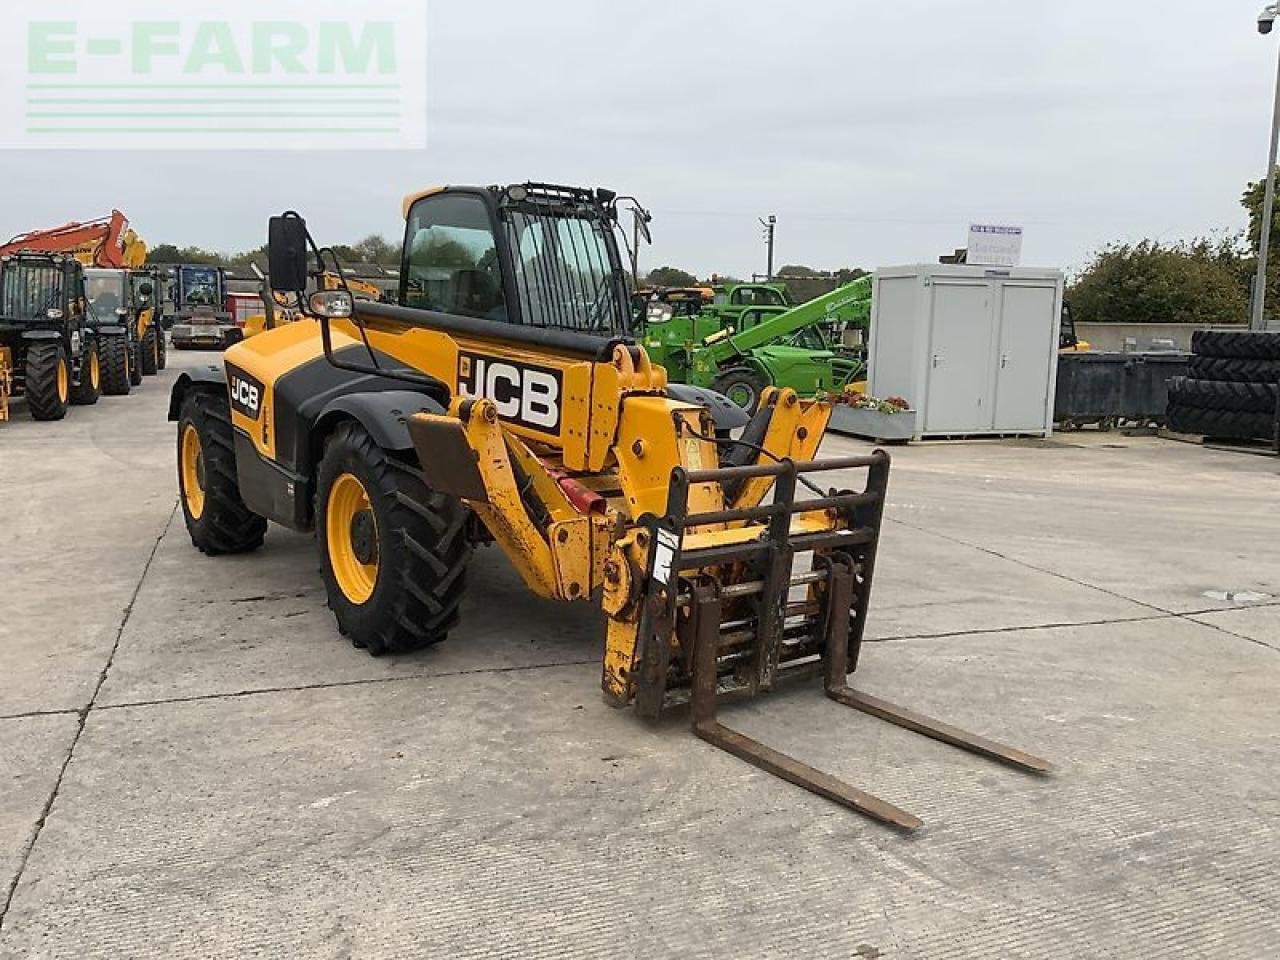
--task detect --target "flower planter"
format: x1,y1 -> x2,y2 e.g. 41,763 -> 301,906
829,405 -> 918,442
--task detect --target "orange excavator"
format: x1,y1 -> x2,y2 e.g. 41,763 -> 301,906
0,210 -> 147,269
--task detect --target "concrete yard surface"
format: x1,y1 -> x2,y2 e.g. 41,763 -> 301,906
1,349 -> 1277,959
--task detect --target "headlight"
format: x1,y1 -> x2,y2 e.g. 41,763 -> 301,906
116,307 -> 128,316
46,308 -> 64,320
309,290 -> 353,319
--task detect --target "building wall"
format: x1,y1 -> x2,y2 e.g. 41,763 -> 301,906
1075,323 -> 1248,353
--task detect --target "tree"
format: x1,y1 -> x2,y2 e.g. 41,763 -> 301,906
777,264 -> 819,277
148,243 -> 221,265
354,234 -> 399,265
1241,175 -> 1278,324
777,265 -> 870,304
644,266 -> 698,287
227,244 -> 269,268
1067,238 -> 1249,325
328,244 -> 361,263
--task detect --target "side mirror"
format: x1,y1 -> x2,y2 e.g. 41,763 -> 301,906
269,215 -> 310,293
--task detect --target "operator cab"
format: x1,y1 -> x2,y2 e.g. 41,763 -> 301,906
400,183 -> 634,338
84,268 -> 129,322
0,254 -> 78,331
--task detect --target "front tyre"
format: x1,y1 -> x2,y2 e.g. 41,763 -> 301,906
316,420 -> 472,656
141,325 -> 159,375
100,335 -> 131,396
129,339 -> 144,386
711,366 -> 770,411
71,340 -> 101,406
25,342 -> 70,421
177,391 -> 267,555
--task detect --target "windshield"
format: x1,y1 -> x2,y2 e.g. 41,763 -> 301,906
502,206 -> 630,335
0,263 -> 63,324
180,266 -> 222,307
85,269 -> 127,316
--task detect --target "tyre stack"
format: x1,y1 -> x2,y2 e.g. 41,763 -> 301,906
1167,331 -> 1280,443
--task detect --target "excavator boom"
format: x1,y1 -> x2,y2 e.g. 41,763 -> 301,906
0,210 -> 147,269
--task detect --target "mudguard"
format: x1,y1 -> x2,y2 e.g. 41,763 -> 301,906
314,390 -> 448,453
666,382 -> 750,432
167,365 -> 227,421
20,330 -> 61,341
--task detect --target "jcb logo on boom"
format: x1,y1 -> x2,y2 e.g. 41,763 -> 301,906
226,365 -> 264,421
457,353 -> 561,433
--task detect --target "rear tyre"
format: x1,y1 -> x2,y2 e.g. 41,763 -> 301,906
156,326 -> 167,370
1168,377 -> 1279,414
712,366 -> 770,411
1186,356 -> 1280,384
1191,330 -> 1280,361
71,340 -> 101,406
100,335 -> 131,396
316,420 -> 472,656
140,325 -> 159,376
25,342 -> 70,422
129,340 -> 144,386
1167,405 -> 1275,441
177,391 -> 267,555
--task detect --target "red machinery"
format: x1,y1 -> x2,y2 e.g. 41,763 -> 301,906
0,210 -> 147,269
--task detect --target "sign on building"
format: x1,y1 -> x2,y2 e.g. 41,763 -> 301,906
967,224 -> 1024,267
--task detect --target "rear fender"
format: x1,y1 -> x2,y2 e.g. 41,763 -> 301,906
168,365 -> 227,422
312,390 -> 449,463
665,382 -> 750,432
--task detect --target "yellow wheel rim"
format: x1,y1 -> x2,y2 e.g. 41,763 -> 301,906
89,350 -> 100,390
56,358 -> 69,404
181,424 -> 206,520
326,472 -> 379,605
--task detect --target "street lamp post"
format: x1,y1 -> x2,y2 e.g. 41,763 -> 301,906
1252,4 -> 1280,331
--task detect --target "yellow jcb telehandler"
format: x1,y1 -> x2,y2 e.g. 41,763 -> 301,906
168,183 -> 1049,830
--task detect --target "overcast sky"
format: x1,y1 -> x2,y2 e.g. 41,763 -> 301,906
0,1 -> 1274,279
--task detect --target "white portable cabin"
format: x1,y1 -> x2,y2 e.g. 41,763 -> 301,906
867,264 -> 1064,440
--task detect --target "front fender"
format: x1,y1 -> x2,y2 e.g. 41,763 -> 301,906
20,330 -> 62,342
168,365 -> 227,422
314,390 -> 448,454
665,382 -> 750,432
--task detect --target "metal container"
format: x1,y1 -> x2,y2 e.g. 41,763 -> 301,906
1054,351 -> 1190,426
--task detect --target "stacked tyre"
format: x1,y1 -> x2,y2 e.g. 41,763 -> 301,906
1167,331 -> 1280,442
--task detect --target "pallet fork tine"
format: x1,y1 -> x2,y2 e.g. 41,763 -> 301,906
668,455 -> 1051,830
687,581 -> 923,831
820,558 -> 1054,777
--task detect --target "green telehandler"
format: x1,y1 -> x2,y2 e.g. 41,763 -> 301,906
640,275 -> 872,409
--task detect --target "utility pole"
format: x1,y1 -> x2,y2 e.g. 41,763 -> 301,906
1253,3 -> 1280,331
759,215 -> 777,281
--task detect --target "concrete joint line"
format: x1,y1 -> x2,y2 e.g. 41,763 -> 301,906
886,516 -> 1280,656
0,505 -> 177,933
94,657 -> 600,715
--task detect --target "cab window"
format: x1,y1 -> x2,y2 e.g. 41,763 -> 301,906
403,194 -> 506,321
731,286 -> 786,307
